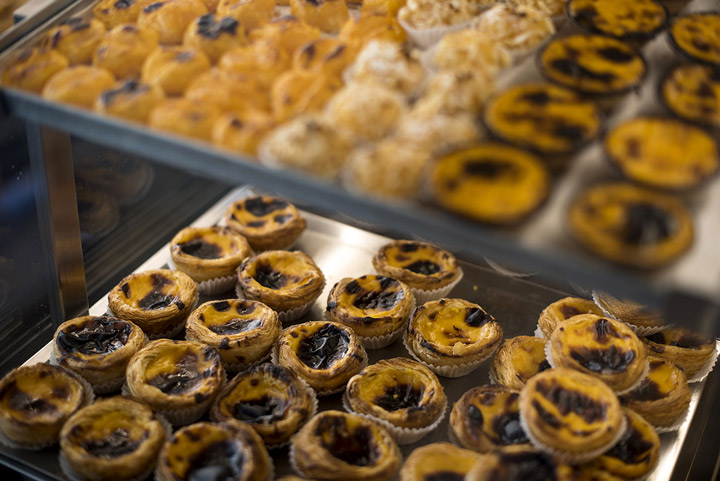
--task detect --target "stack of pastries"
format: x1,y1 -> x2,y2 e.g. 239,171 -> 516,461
0,193 -> 715,480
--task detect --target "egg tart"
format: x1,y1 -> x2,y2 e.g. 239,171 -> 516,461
490,336 -> 550,391
399,443 -> 482,481
592,291 -> 664,333
538,297 -> 603,339
584,408 -> 660,479
108,269 -> 198,338
538,34 -> 647,98
568,0 -> 668,42
43,18 -> 106,66
327,275 -> 413,348
237,250 -> 325,319
372,240 -> 460,302
137,0 -> 208,44
642,327 -> 716,379
93,24 -> 160,80
53,316 -> 146,393
549,315 -> 647,393
669,13 -> 720,66
621,356 -> 691,428
450,384 -> 530,453
59,397 -> 166,481
484,84 -> 602,158
290,0 -> 349,33
93,0 -> 153,28
186,299 -> 281,369
225,196 -> 305,252
96,79 -> 166,124
605,117 -> 719,191
156,421 -> 271,481
291,410 -> 401,481
429,142 -> 550,225
1,47 -> 68,93
466,445 -> 575,481
150,98 -> 223,141
126,339 -> 224,425
183,14 -> 247,63
170,225 -> 252,289
211,363 -> 316,447
276,320 -> 367,395
42,66 -> 116,109
660,63 -> 720,129
406,298 -> 503,377
344,357 -> 446,443
0,364 -> 90,448
567,182 -> 694,269
141,46 -> 211,96
519,368 -> 625,463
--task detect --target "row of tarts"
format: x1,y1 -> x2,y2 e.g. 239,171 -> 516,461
0,195 -> 716,481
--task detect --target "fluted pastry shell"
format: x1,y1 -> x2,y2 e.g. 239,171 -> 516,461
327,275 -> 413,340
59,396 -> 166,481
593,291 -> 665,331
211,363 -> 315,446
549,315 -> 647,393
276,321 -> 367,394
53,316 -> 146,391
372,240 -> 459,292
399,442 -> 483,481
490,336 -> 550,391
225,195 -> 306,251
642,327 -> 716,378
345,357 -> 446,430
465,445 -> 575,481
538,297 -> 603,339
518,368 -> 624,460
450,384 -> 530,453
291,410 -> 401,481
126,339 -> 224,413
170,225 -> 252,282
108,269 -> 198,337
0,364 -> 90,447
237,250 -> 325,312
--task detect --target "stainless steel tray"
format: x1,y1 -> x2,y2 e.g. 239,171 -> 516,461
2,0 -> 720,327
11,186 -> 714,481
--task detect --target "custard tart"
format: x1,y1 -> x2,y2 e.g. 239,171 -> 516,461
399,442 -> 482,481
170,225 -> 252,289
60,396 -> 166,481
186,299 -> 281,370
372,240 -> 461,302
225,196 -> 306,251
344,357 -> 446,444
156,421 -> 271,481
538,297 -> 603,339
0,363 -> 90,448
642,327 -> 716,379
291,410 -> 401,481
583,408 -> 660,479
518,368 -> 624,463
668,13 -> 720,66
276,320 -> 367,395
211,363 -> 316,447
568,0 -> 668,42
592,291 -> 664,333
108,269 -> 198,338
237,250 -> 325,320
484,84 -> 602,158
621,356 -> 691,428
327,275 -> 414,348
450,384 -> 530,453
53,316 -> 146,393
466,445 -> 575,481
429,142 -> 550,225
549,315 -> 647,393
126,339 -> 225,425
490,336 -> 550,391
567,182 -> 694,269
405,298 -> 503,377
660,63 -> 720,129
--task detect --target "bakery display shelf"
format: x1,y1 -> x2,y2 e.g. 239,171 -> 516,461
0,0 -> 75,52
1,186 -> 717,481
3,0 -> 720,332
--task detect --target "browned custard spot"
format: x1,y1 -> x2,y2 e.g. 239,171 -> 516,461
253,261 -> 289,289
77,427 -> 148,458
603,417 -> 654,464
185,440 -> 247,480
146,353 -> 203,395
315,415 -> 379,467
373,384 -> 423,411
296,324 -> 349,369
536,379 -> 607,424
488,450 -> 560,481
57,317 -> 132,356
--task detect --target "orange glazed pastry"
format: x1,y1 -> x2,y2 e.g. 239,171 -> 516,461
212,111 -> 276,155
293,38 -> 355,79
216,0 -> 275,30
339,13 -> 406,50
149,99 -> 222,140
219,41 -> 290,89
1,47 -> 68,93
183,14 -> 247,62
42,66 -> 115,109
290,0 -> 349,33
93,24 -> 159,79
137,0 -> 208,44
250,16 -> 322,57
185,68 -> 269,115
96,80 -> 166,123
141,46 -> 210,95
271,70 -> 342,122
93,0 -> 154,28
43,18 -> 106,66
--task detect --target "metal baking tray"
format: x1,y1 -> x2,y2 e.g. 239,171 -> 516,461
5,186 -> 715,481
2,0 -> 720,328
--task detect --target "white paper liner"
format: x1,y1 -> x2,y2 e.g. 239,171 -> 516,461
49,350 -> 125,395
146,318 -> 186,341
398,16 -> 474,49
519,404 -> 628,464
289,440 -> 302,478
654,406 -> 690,434
409,267 -> 464,305
544,341 -> 650,396
167,258 -> 237,295
402,331 -> 493,378
591,291 -> 670,336
687,342 -> 719,384
342,392 -> 447,444
235,283 -> 320,323
534,325 -> 546,339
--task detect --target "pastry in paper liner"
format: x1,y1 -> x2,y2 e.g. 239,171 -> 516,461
403,331 -> 494,378
399,442 -> 484,480
592,291 -> 669,336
